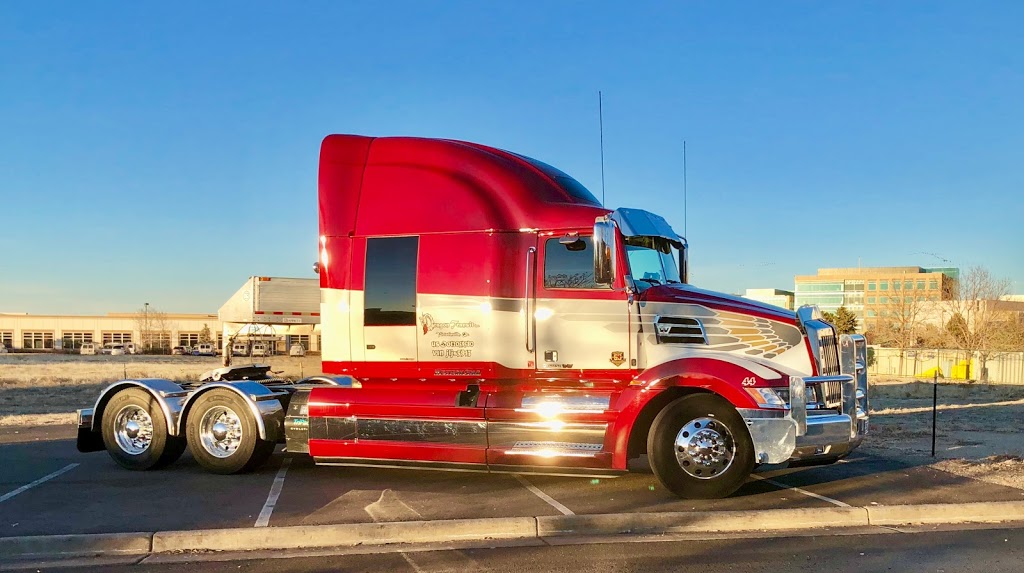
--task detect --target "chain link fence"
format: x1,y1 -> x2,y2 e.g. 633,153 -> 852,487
868,347 -> 1024,384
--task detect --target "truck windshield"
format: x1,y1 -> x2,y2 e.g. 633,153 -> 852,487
624,236 -> 681,287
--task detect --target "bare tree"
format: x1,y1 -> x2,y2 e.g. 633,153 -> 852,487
996,313 -> 1024,353
134,305 -> 173,353
869,275 -> 927,376
946,266 -> 1012,381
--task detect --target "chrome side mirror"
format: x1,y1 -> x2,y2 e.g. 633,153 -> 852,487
678,239 -> 689,284
593,219 -> 617,286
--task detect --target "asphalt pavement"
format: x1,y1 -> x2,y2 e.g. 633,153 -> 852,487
2,425 -> 1022,539
7,525 -> 1024,572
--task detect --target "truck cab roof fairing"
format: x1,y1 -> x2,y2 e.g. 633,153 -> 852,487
318,135 -> 610,238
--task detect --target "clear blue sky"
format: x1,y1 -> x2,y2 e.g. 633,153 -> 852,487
2,1 -> 1022,315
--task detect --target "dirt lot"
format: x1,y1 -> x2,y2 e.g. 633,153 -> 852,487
0,353 -> 324,425
866,379 -> 1024,490
1,354 -> 1022,489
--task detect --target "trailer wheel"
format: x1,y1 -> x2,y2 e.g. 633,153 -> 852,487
647,394 -> 754,499
186,390 -> 275,474
101,388 -> 186,470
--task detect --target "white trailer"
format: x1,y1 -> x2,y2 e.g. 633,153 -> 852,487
218,277 -> 320,355
218,277 -> 319,325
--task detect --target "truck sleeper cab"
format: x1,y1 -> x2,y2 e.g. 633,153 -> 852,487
77,135 -> 867,499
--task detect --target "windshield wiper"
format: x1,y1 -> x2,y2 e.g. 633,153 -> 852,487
636,277 -> 663,286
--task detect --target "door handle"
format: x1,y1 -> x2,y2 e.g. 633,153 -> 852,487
525,246 -> 536,353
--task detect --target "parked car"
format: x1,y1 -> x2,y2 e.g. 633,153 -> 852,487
171,345 -> 189,355
0,343 -> 7,354
193,343 -> 216,356
102,343 -> 126,356
80,342 -> 99,355
250,342 -> 270,357
124,343 -> 139,355
231,342 -> 249,356
288,343 -> 306,357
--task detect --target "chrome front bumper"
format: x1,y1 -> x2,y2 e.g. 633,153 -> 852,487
741,334 -> 869,464
791,410 -> 867,461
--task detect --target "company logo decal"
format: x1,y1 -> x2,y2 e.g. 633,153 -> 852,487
610,351 -> 626,367
420,313 -> 480,359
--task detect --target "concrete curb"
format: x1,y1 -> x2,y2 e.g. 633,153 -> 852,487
152,517 -> 537,553
538,507 -> 869,537
2,502 -> 1023,561
0,532 -> 152,559
866,501 -> 1024,526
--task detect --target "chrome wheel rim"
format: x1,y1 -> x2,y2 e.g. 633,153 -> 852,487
199,406 -> 243,458
673,416 -> 736,479
114,405 -> 154,455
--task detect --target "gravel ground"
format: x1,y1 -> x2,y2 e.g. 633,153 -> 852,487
2,355 -> 1022,489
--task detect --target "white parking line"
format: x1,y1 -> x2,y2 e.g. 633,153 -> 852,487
0,463 -> 79,503
751,474 -> 850,507
514,475 -> 574,516
255,458 -> 291,527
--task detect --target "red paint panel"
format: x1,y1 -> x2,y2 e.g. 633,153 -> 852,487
309,387 -> 481,413
416,232 -> 533,299
321,360 -> 636,388
318,135 -> 373,239
487,451 -> 614,470
309,441 -> 485,464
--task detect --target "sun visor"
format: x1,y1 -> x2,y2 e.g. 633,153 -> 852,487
610,208 -> 684,246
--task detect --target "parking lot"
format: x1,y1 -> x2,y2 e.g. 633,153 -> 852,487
2,424 -> 1022,539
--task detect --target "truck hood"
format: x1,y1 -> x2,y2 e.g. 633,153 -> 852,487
636,283 -> 797,324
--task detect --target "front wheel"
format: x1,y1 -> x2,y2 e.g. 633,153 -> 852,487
186,390 -> 275,474
647,394 -> 754,499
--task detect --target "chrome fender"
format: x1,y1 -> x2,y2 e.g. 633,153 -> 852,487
89,379 -> 188,436
178,382 -> 288,442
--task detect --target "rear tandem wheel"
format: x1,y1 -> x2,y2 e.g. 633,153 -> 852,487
185,389 -> 276,474
101,388 -> 186,470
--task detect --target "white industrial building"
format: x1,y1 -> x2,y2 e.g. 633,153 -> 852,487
0,277 -> 321,354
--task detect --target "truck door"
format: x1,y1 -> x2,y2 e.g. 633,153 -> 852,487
485,234 -> 631,474
533,234 -> 632,374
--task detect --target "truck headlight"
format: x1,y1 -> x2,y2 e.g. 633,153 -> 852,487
744,388 -> 787,409
772,386 -> 818,408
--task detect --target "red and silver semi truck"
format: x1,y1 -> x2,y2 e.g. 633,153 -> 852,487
77,135 -> 868,499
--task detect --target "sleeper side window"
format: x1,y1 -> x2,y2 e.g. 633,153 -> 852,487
364,236 -> 418,326
543,236 -> 606,289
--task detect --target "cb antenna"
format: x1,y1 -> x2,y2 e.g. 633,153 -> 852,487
683,140 -> 688,237
599,90 -> 606,206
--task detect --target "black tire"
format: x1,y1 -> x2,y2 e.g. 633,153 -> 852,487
186,390 -> 275,474
647,394 -> 754,499
101,388 -> 186,470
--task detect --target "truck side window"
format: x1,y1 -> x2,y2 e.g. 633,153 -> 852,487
543,237 -> 605,289
364,236 -> 418,326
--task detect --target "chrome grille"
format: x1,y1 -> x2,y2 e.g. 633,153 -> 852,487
654,317 -> 707,345
820,380 -> 844,409
817,329 -> 841,376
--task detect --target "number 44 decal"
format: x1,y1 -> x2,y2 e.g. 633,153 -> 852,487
741,377 -> 757,386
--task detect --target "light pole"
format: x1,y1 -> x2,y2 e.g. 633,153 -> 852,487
144,302 -> 149,351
